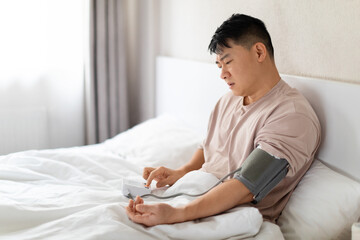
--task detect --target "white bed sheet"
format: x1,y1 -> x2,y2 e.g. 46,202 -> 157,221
0,116 -> 284,240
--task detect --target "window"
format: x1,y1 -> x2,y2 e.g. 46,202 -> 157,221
0,0 -> 85,154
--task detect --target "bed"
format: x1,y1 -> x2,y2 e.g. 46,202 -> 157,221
1,56 -> 360,240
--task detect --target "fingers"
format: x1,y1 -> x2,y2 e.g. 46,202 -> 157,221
146,167 -> 165,187
126,199 -> 136,219
126,197 -> 152,226
156,179 -> 169,188
127,199 -> 134,212
155,169 -> 180,187
143,167 -> 155,180
126,196 -> 143,213
135,203 -> 155,214
126,203 -> 143,224
126,197 -> 144,221
134,195 -> 144,205
126,200 -> 174,227
144,166 -> 177,188
145,172 -> 155,187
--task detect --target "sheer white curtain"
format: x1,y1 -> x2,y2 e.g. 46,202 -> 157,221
0,0 -> 83,89
0,0 -> 85,154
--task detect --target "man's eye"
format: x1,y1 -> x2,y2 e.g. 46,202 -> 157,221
225,60 -> 233,65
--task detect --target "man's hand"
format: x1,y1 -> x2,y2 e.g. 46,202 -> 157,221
143,166 -> 186,188
126,196 -> 183,227
126,179 -> 254,227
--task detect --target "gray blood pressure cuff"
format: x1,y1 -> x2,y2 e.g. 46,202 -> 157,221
234,148 -> 289,204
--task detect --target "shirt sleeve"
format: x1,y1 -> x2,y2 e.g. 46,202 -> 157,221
255,112 -> 320,177
199,102 -> 217,150
198,140 -> 204,149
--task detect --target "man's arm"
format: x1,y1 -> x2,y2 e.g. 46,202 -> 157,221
178,148 -> 205,175
144,148 -> 205,187
126,178 -> 253,226
180,179 -> 253,221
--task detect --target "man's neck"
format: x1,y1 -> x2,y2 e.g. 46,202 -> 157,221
243,67 -> 281,106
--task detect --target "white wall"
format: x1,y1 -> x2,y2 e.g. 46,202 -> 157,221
157,0 -> 360,83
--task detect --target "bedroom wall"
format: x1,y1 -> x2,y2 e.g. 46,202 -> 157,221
157,0 -> 360,84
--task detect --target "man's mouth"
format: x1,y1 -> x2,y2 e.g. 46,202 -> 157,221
227,82 -> 235,88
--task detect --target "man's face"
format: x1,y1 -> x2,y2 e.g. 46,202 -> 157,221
215,41 -> 258,97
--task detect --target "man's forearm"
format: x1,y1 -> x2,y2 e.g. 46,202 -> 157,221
126,177 -> 254,226
177,148 -> 205,174
173,179 -> 254,223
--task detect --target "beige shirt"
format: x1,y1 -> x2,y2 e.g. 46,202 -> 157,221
200,79 -> 321,222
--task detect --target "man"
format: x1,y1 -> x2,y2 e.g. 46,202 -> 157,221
126,14 -> 320,227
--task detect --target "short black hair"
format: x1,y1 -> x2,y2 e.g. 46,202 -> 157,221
208,14 -> 274,58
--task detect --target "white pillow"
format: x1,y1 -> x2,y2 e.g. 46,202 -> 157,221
103,115 -> 203,169
278,160 -> 360,240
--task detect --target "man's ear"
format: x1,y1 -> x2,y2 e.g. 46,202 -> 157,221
254,43 -> 267,62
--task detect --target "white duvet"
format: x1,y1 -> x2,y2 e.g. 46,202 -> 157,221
0,116 -> 278,240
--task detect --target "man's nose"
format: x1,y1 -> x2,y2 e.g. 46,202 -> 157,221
220,68 -> 230,80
